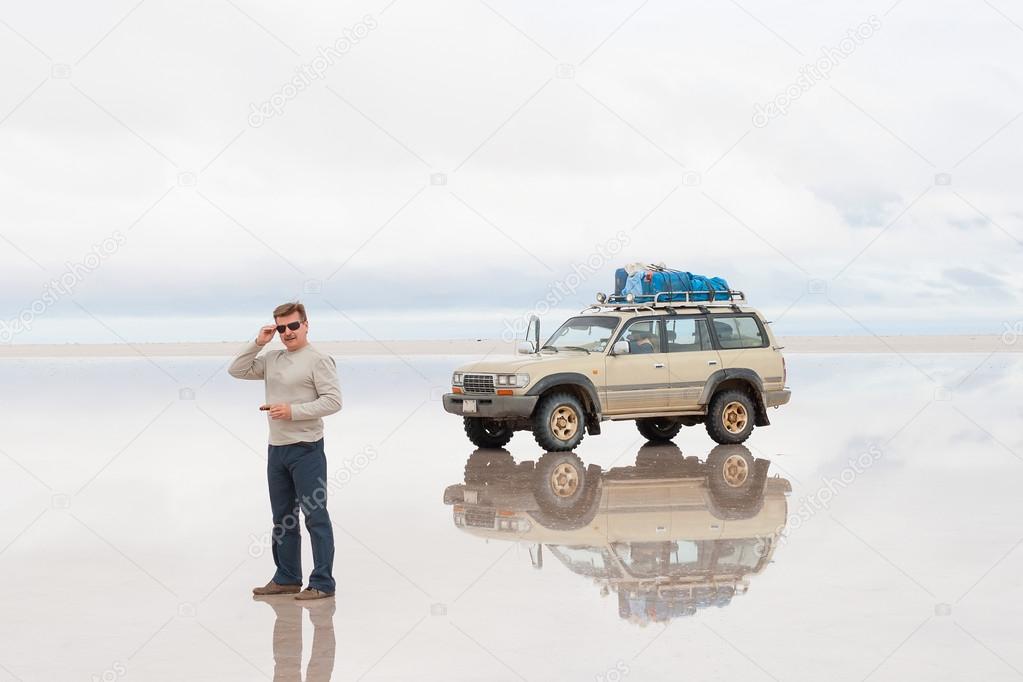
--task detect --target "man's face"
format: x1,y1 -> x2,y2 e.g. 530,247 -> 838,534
275,311 -> 309,351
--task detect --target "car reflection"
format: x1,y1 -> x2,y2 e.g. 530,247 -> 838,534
443,443 -> 790,625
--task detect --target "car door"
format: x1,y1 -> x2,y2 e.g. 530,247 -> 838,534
708,314 -> 776,382
664,316 -> 722,410
603,318 -> 669,414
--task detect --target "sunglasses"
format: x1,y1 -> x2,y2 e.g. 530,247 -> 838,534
275,321 -> 303,334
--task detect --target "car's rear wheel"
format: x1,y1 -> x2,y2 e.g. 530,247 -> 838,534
705,389 -> 755,444
463,418 -> 514,448
532,392 -> 586,451
635,417 -> 684,443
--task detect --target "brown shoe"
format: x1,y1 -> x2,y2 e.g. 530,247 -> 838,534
252,581 -> 302,596
295,587 -> 334,601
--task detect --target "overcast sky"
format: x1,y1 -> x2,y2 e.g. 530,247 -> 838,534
1,0 -> 1021,343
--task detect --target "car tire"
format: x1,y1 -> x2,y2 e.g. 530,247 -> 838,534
533,451 -> 589,513
705,389 -> 755,444
464,449 -> 516,485
635,417 -> 684,443
532,392 -> 586,451
463,418 -> 514,448
706,445 -> 757,503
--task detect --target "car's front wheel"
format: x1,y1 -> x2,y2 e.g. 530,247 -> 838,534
532,392 -> 586,451
463,418 -> 514,448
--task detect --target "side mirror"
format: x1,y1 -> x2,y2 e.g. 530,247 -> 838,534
516,340 -> 536,355
526,315 -> 540,352
611,340 -> 630,355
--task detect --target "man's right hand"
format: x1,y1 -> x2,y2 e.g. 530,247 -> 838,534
256,325 -> 276,346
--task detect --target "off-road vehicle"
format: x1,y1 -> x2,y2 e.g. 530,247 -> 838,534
443,291 -> 790,451
442,444 -> 791,623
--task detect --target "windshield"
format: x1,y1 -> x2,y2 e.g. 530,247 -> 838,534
543,316 -> 619,352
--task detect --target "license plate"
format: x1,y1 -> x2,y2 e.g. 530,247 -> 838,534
464,490 -> 478,504
462,399 -> 477,414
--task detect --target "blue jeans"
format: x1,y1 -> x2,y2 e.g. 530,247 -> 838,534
267,439 -> 335,593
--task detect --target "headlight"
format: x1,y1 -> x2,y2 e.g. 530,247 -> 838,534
496,517 -> 531,532
452,372 -> 464,386
495,373 -> 530,388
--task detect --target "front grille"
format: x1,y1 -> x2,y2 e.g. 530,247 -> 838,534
463,374 -> 495,394
465,508 -> 496,528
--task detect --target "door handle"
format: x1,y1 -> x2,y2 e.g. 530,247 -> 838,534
707,360 -> 718,365
654,363 -> 665,368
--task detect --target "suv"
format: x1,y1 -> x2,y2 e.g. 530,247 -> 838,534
443,291 -> 790,451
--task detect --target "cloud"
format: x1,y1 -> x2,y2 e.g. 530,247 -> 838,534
1,0 -> 1021,342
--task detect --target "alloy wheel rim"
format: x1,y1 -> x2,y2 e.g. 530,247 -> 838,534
550,405 -> 579,441
550,462 -> 580,497
722,401 -> 748,434
722,454 -> 750,487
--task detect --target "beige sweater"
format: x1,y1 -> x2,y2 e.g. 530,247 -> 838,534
228,341 -> 342,445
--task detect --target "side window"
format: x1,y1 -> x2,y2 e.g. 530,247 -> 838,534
665,318 -> 712,352
621,319 -> 662,354
713,316 -> 767,349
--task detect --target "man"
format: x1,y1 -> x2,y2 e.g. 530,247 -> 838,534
630,329 -> 656,354
229,301 -> 342,600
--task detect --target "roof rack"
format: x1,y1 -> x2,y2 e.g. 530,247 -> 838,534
583,290 -> 747,313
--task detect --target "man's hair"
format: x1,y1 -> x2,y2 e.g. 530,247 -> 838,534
273,301 -> 307,322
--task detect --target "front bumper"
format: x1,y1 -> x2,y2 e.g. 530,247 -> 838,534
443,393 -> 539,419
765,389 -> 791,408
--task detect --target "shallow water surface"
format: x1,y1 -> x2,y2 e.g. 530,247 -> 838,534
0,353 -> 1020,680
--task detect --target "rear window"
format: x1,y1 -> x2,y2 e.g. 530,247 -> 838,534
712,316 -> 766,349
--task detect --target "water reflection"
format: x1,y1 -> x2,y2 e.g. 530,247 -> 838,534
254,596 -> 336,681
443,443 -> 790,625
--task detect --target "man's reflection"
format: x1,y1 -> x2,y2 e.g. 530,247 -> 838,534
443,443 -> 790,625
254,596 -> 336,681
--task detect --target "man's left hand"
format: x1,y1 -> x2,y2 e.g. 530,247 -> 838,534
262,403 -> 292,420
